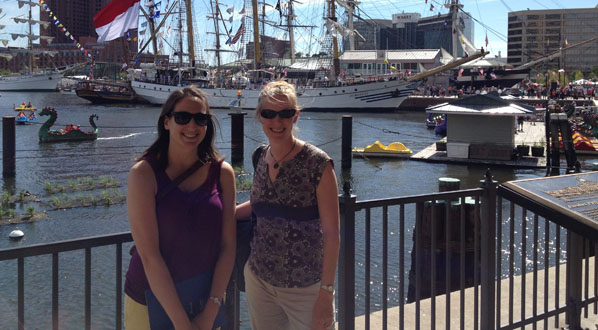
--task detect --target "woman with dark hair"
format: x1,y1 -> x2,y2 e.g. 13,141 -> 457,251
124,86 -> 236,330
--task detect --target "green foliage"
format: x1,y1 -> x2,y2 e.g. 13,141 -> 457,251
18,190 -> 26,201
26,206 -> 35,217
44,181 -> 52,192
570,70 -> 584,82
1,191 -> 11,205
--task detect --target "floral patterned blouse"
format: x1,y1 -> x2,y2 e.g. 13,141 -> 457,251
248,143 -> 332,288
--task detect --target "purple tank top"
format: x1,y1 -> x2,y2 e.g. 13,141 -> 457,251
124,155 -> 224,304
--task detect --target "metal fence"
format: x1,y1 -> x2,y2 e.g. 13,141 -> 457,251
1,172 -> 597,330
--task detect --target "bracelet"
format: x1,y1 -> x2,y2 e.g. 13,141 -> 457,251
320,284 -> 335,294
208,296 -> 222,306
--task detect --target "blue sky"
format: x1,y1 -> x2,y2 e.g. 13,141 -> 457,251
1,0 -> 596,62
354,0 -> 597,58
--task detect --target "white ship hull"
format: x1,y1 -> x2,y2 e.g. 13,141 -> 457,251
132,79 -> 421,112
0,72 -> 62,91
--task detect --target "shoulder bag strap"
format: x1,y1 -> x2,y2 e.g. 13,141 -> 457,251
252,145 -> 267,170
155,159 -> 205,201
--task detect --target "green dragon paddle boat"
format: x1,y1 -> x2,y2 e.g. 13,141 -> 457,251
38,107 -> 99,143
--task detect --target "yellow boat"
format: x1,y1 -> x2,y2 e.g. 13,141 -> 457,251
14,103 -> 36,111
352,141 -> 413,158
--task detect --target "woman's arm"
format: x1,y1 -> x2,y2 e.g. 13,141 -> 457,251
193,161 -> 237,329
235,200 -> 251,220
127,161 -> 195,330
312,161 -> 340,329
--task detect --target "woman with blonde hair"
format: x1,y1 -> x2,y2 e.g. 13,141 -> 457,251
237,81 -> 340,330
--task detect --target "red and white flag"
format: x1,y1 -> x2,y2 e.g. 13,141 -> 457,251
94,0 -> 140,43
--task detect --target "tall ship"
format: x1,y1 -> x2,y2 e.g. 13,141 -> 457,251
0,0 -> 63,91
130,0 -> 484,111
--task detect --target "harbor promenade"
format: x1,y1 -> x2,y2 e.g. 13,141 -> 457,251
355,258 -> 598,329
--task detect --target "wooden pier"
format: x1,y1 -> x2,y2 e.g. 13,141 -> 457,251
410,121 -> 548,169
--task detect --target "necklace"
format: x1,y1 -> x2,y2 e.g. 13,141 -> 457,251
269,139 -> 296,169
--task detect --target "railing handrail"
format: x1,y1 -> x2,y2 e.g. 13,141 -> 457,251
0,232 -> 132,261
354,188 -> 484,210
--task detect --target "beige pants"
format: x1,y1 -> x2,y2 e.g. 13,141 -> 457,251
124,294 -> 150,330
244,263 -> 335,330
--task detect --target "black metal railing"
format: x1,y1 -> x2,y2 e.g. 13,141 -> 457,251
0,232 -> 132,330
1,173 -> 597,329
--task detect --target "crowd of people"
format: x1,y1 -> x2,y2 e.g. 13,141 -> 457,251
412,81 -> 598,100
124,81 -> 340,330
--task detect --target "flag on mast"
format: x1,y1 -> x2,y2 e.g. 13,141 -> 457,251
94,0 -> 140,43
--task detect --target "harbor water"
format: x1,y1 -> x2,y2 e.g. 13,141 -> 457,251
0,91 -> 593,329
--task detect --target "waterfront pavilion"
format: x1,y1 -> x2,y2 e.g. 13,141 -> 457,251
426,92 -> 536,160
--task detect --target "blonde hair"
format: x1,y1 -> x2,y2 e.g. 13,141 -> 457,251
256,80 -> 300,114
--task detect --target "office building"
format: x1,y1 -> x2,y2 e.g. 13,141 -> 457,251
344,12 -> 474,57
507,7 -> 598,72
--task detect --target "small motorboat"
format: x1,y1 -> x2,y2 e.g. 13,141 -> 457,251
352,141 -> 413,158
14,102 -> 36,111
9,229 -> 24,240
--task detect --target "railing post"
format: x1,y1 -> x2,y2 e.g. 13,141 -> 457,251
338,182 -> 356,330
480,169 -> 497,330
565,230 -> 582,329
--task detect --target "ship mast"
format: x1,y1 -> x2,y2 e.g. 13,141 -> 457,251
184,0 -> 195,72
288,0 -> 295,63
446,0 -> 463,58
177,0 -> 183,85
252,0 -> 261,83
27,2 -> 33,73
328,0 -> 340,81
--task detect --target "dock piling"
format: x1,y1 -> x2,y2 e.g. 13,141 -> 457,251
2,116 -> 16,178
341,115 -> 352,169
228,112 -> 247,168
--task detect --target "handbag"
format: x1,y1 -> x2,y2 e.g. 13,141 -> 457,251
145,269 -> 226,330
234,145 -> 266,292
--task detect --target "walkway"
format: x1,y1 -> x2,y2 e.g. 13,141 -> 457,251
355,258 -> 598,329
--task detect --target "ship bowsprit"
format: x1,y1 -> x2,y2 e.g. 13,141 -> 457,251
356,87 -> 419,103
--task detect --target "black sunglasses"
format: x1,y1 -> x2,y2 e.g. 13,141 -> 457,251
260,109 -> 297,119
169,111 -> 211,126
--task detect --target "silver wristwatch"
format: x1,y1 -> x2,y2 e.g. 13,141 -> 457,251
320,284 -> 335,294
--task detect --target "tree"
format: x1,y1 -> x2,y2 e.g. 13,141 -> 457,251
295,52 -> 303,58
591,66 -> 598,78
569,70 -> 584,83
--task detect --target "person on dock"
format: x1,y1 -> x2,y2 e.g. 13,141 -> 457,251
124,86 -> 236,330
236,80 -> 340,330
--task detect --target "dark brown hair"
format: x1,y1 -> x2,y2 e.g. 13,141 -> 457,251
139,86 -> 221,169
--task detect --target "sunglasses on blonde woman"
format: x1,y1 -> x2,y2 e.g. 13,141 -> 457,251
169,111 -> 211,126
260,109 -> 297,119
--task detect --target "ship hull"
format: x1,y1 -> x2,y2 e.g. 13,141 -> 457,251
132,79 -> 421,112
0,72 -> 62,91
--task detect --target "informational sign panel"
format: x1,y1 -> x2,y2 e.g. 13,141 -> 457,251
502,172 -> 598,232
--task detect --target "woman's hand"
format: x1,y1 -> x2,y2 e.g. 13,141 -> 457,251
311,291 -> 334,330
192,300 -> 219,330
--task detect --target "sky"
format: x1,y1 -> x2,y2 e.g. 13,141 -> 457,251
1,0 -> 596,63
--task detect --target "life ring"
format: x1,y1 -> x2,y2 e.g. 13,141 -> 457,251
348,78 -> 354,84
369,75 -> 375,82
